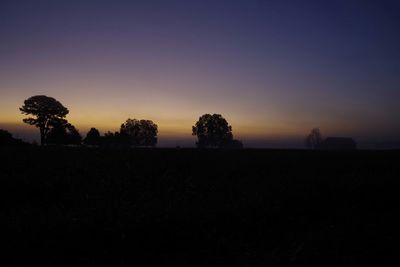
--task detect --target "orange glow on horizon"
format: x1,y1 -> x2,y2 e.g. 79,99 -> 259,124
1,86 -> 398,143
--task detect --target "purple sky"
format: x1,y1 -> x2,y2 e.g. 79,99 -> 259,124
1,0 -> 399,147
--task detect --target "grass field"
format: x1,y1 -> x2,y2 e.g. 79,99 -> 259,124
1,147 -> 399,266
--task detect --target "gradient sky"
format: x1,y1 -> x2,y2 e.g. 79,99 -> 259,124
1,0 -> 399,147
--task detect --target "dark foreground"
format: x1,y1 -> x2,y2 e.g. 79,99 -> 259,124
1,147 -> 399,266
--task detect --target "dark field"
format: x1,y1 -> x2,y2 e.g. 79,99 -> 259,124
1,148 -> 399,266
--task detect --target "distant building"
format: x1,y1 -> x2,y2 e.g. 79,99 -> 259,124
319,137 -> 357,150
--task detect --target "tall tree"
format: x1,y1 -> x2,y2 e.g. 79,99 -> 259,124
20,95 -> 69,146
192,114 -> 233,148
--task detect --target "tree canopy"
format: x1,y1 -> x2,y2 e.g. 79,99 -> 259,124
192,114 -> 234,148
20,95 -> 69,146
120,119 -> 158,147
46,121 -> 82,146
83,128 -> 101,146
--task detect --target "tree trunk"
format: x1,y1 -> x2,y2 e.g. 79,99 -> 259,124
40,128 -> 45,146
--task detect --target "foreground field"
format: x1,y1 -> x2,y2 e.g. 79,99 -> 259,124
1,147 -> 399,266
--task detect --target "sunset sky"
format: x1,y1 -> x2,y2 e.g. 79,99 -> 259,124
1,0 -> 399,147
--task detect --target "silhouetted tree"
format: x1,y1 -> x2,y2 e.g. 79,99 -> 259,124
102,131 -> 116,147
120,119 -> 158,147
120,119 -> 141,146
46,121 -> 81,146
192,114 -> 233,148
20,95 -> 69,146
305,128 -> 323,149
65,124 -> 82,145
83,128 -> 101,146
138,120 -> 158,147
0,129 -> 29,146
0,129 -> 13,144
101,131 -> 130,147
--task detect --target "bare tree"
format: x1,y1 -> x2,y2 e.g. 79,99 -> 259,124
305,128 -> 323,149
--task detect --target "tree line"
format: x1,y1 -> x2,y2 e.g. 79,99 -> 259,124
16,95 -> 243,148
1,95 -> 357,149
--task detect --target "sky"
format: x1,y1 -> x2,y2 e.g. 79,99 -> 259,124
1,0 -> 399,148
